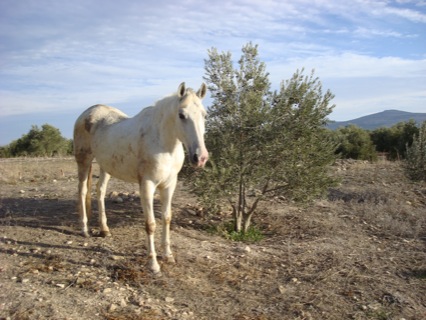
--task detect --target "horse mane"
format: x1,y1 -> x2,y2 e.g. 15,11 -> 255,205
153,87 -> 197,111
135,87 -> 202,122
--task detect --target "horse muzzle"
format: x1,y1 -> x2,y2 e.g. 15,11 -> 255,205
189,147 -> 209,168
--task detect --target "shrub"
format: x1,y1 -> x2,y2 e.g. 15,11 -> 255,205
405,121 -> 426,181
371,120 -> 419,160
2,124 -> 72,157
334,125 -> 377,161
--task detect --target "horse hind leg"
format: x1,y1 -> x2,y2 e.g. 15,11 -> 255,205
77,159 -> 93,237
97,168 -> 112,237
86,164 -> 93,221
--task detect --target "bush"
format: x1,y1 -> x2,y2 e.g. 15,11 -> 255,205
333,125 -> 377,161
405,121 -> 426,181
371,120 -> 419,160
1,124 -> 72,157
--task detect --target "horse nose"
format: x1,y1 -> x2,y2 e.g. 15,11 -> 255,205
192,148 -> 208,167
193,153 -> 199,164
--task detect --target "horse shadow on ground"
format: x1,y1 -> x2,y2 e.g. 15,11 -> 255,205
0,196 -> 203,271
0,197 -> 138,235
0,195 -> 207,237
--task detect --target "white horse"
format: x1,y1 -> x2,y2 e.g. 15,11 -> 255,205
73,83 -> 208,273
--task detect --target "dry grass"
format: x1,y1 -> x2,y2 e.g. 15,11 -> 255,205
0,157 -> 77,182
0,158 -> 425,319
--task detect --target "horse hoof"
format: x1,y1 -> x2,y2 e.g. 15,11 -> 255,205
149,261 -> 161,275
165,255 -> 176,264
99,230 -> 112,237
82,231 -> 90,238
151,269 -> 162,277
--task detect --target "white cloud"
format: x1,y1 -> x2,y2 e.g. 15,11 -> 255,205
354,27 -> 416,39
267,53 -> 426,120
271,53 -> 426,79
0,0 -> 425,143
382,5 -> 426,23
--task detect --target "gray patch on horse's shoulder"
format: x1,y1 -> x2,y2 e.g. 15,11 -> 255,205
84,117 -> 93,133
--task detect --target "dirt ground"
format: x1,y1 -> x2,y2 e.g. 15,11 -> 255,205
0,158 -> 425,320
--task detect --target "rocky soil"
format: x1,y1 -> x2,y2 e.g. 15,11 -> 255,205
0,158 -> 425,319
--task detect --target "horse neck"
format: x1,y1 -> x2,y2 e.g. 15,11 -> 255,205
152,95 -> 182,151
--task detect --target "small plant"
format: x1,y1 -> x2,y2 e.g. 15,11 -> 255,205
366,307 -> 393,320
215,221 -> 264,242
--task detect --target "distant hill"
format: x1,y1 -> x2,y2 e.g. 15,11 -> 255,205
328,110 -> 426,130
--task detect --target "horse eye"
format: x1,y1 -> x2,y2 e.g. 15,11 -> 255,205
179,113 -> 186,120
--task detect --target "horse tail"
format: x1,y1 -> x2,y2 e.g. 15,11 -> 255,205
86,163 -> 93,220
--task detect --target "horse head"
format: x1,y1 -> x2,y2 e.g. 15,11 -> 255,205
175,82 -> 209,168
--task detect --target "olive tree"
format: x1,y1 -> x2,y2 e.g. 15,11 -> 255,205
190,43 -> 338,233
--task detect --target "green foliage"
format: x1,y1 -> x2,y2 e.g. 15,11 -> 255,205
334,125 -> 377,161
0,146 -> 12,157
189,43 -> 338,233
220,222 -> 264,242
371,120 -> 419,160
1,124 -> 72,157
270,70 -> 339,202
207,221 -> 264,242
404,121 -> 426,181
329,120 -> 420,162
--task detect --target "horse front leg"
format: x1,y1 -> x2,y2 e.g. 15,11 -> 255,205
97,169 -> 111,237
159,180 -> 177,264
140,181 -> 161,274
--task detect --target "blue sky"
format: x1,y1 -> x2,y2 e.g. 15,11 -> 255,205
1,0 -> 425,145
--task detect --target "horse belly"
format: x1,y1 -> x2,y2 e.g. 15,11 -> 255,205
95,142 -> 141,183
99,156 -> 139,183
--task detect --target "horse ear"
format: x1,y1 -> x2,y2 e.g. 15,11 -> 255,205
178,82 -> 186,98
197,83 -> 207,99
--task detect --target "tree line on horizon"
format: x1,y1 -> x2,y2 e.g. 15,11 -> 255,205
0,115 -> 422,161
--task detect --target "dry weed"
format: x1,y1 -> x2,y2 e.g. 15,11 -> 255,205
1,158 -> 425,319
0,157 -> 77,183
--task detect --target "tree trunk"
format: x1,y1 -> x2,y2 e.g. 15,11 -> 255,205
232,204 -> 243,232
242,212 -> 253,233
235,212 -> 243,233
235,170 -> 245,232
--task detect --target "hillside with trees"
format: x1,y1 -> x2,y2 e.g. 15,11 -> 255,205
0,124 -> 72,157
328,109 -> 426,130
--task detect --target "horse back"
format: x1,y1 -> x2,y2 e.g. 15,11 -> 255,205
74,105 -> 128,162
76,104 -> 128,134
